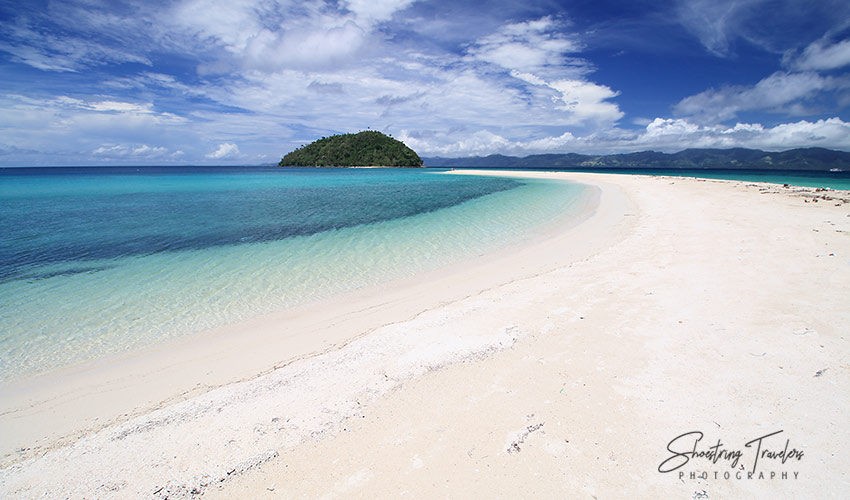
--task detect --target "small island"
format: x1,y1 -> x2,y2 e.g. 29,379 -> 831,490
278,131 -> 423,167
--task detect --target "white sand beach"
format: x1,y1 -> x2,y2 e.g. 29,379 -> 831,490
1,171 -> 849,499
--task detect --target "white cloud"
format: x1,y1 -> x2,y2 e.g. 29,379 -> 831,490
206,142 -> 240,159
521,132 -> 579,151
401,128 -> 585,156
242,21 -> 368,72
132,145 -> 165,156
459,17 -> 622,126
791,38 -> 850,71
0,14 -> 152,72
3,1 -> 848,166
675,71 -> 849,123
2,6 -> 624,164
400,129 -> 511,156
631,117 -> 850,151
167,0 -> 413,73
345,0 -> 415,23
674,0 -> 837,57
549,79 -> 623,123
466,16 -> 582,73
92,145 -> 123,155
9,95 -> 170,119
170,1 -> 267,54
505,72 -> 622,125
641,117 -> 702,139
509,70 -> 547,87
204,54 -> 620,141
0,94 -> 196,164
405,117 -> 850,156
92,144 -> 170,158
89,101 -> 154,113
752,117 -> 850,149
675,0 -> 763,56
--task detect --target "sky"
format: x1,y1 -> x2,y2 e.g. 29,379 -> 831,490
1,0 -> 850,165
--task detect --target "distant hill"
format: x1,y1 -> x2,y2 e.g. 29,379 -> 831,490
279,131 -> 423,167
423,147 -> 850,171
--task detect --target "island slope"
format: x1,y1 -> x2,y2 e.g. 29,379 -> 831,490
279,131 -> 423,167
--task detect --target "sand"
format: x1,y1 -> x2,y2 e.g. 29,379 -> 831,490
1,172 -> 848,499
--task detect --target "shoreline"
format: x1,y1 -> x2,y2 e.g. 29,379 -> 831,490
2,171 -> 848,499
0,172 -> 624,463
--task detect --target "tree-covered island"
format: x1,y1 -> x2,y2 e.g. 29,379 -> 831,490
278,131 -> 423,167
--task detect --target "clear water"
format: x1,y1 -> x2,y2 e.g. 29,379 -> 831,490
0,167 -> 589,381
453,167 -> 850,190
598,168 -> 850,190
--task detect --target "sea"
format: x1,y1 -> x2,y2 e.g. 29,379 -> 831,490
3,165 -> 846,382
0,167 -> 589,381
456,167 -> 850,190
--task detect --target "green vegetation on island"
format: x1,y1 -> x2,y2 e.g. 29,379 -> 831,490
279,131 -> 423,167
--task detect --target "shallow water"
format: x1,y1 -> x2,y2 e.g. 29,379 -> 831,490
452,167 -> 850,190
0,167 -> 589,381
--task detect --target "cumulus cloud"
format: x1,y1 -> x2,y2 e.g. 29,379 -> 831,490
0,94 -> 190,161
169,0 -> 414,73
206,142 -> 240,159
674,71 -> 850,123
171,1 -> 355,72
2,0 -> 848,165
549,79 -> 623,123
92,144 -> 170,158
345,0 -> 416,23
790,38 -> 850,71
505,72 -> 622,126
405,117 -> 850,156
240,21 -> 372,73
400,129 -> 511,156
633,117 -> 850,151
400,127 -> 586,156
88,101 -> 154,113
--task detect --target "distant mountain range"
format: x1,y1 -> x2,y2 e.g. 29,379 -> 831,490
423,147 -> 850,171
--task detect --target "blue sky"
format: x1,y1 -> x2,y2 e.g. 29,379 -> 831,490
1,0 -> 850,165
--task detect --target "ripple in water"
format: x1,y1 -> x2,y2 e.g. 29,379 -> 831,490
0,167 -> 589,380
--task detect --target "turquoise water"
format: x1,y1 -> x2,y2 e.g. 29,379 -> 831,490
594,168 -> 850,190
0,167 -> 589,381
454,167 -> 850,190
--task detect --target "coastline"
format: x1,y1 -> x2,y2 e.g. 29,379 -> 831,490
0,172 -> 618,461
2,171 -> 849,499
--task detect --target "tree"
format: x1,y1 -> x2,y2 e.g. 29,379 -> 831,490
278,131 -> 423,167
